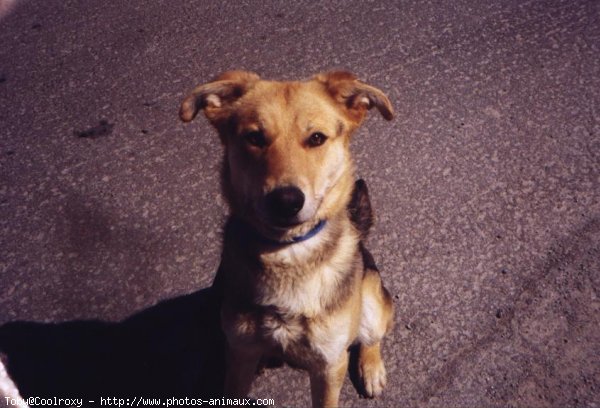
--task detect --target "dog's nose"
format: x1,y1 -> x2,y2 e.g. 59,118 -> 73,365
265,186 -> 305,220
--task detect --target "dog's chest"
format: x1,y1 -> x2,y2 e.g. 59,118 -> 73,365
255,232 -> 357,316
222,218 -> 361,363
258,237 -> 359,360
256,262 -> 338,317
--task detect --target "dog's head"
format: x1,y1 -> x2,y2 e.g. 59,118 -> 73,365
180,71 -> 393,239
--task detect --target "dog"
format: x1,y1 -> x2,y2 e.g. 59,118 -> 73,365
180,71 -> 394,407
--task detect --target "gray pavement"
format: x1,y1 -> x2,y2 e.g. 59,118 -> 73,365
1,0 -> 599,406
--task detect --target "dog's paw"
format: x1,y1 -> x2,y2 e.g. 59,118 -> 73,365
359,355 -> 387,398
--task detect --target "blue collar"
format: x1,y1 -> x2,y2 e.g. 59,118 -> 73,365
234,218 -> 327,246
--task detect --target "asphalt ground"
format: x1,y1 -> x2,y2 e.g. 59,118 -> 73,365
0,0 -> 599,407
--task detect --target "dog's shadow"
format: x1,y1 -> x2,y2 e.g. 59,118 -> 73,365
0,287 -> 225,398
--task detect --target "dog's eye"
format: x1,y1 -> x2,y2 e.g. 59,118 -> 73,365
307,132 -> 327,147
243,131 -> 267,148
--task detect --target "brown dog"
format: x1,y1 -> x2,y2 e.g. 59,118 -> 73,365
180,71 -> 394,407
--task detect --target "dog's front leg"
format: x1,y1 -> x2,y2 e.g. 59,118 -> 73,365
309,352 -> 349,408
223,344 -> 261,398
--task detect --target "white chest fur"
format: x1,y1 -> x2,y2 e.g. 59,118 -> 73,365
257,227 -> 357,317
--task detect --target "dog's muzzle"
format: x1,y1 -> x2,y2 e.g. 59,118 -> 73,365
265,186 -> 305,223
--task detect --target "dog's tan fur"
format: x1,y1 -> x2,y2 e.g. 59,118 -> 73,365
180,71 -> 394,407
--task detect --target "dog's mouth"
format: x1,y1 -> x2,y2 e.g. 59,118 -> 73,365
269,218 -> 304,230
262,208 -> 318,234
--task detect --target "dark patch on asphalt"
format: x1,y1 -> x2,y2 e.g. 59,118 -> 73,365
0,75 -> 6,84
31,23 -> 42,30
75,120 -> 114,139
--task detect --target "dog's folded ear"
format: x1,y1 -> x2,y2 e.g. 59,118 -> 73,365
315,71 -> 394,124
179,70 -> 260,123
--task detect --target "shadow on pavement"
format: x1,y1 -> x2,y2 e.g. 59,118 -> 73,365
0,287 -> 225,399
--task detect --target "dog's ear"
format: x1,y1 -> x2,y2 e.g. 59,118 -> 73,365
179,70 -> 260,123
315,71 -> 394,125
